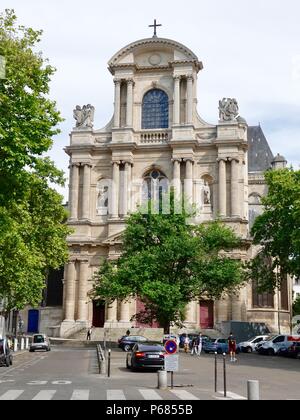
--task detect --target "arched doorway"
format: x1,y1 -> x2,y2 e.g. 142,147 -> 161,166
92,301 -> 105,328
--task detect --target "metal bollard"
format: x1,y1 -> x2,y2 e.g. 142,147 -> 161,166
13,338 -> 18,352
25,337 -> 29,350
247,380 -> 260,400
158,370 -> 168,390
100,359 -> 106,375
20,337 -> 25,350
108,349 -> 111,378
223,353 -> 227,398
214,352 -> 218,393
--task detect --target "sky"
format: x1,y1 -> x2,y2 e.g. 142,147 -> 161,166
3,0 -> 300,200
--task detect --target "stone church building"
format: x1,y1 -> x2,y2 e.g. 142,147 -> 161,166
58,33 -> 291,338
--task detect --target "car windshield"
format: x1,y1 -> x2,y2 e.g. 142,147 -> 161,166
265,336 -> 276,342
33,335 -> 45,343
138,345 -> 165,352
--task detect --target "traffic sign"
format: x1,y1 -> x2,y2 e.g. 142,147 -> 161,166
164,354 -> 179,372
164,340 -> 178,355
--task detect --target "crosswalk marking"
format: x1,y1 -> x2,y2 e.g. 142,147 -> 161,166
170,390 -> 200,400
218,391 -> 246,400
32,390 -> 56,400
0,390 -> 24,400
71,390 -> 90,400
107,390 -> 126,400
139,389 -> 163,400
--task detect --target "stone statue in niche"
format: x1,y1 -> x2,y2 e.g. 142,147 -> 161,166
203,181 -> 211,205
219,98 -> 239,122
73,104 -> 95,129
97,185 -> 109,216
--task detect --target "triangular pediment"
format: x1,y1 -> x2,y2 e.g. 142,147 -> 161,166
102,231 -> 124,246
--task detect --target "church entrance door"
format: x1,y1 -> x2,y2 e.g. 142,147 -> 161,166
93,301 -> 105,328
200,301 -> 214,329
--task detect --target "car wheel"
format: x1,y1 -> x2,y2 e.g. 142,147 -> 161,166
10,358 -> 12,366
29,349 -> 34,353
246,346 -> 252,353
268,349 -> 275,356
124,344 -> 131,352
126,358 -> 130,369
217,349 -> 222,354
5,358 -> 10,367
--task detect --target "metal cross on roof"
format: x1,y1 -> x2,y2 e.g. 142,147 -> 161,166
149,19 -> 162,38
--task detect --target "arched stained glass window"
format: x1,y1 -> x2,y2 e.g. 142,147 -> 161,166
142,89 -> 169,129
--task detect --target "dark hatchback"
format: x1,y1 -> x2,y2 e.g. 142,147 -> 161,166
118,335 -> 148,352
0,339 -> 13,367
278,343 -> 300,359
126,343 -> 166,371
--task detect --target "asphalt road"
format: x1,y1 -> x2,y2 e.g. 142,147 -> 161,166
0,346 -> 299,400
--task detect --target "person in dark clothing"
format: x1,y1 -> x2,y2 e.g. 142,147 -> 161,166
86,327 -> 93,341
228,332 -> 237,362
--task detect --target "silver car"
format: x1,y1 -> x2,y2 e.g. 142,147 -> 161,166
29,334 -> 51,352
237,335 -> 270,353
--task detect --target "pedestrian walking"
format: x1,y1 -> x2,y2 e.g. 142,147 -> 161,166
183,335 -> 190,354
228,332 -> 237,362
86,326 -> 93,341
191,337 -> 198,355
197,333 -> 203,356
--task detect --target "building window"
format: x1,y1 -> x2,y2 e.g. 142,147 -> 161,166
252,281 -> 274,308
142,169 -> 169,209
142,89 -> 169,129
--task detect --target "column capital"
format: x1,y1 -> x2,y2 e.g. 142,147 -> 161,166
228,157 -> 240,163
81,162 -> 93,168
71,162 -> 81,168
123,160 -> 133,167
126,78 -> 135,86
217,158 -> 227,163
173,75 -> 181,82
186,73 -> 194,81
172,158 -> 182,164
183,158 -> 194,164
114,78 -> 121,85
112,160 -> 121,166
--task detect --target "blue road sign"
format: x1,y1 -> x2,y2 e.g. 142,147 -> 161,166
165,340 -> 178,355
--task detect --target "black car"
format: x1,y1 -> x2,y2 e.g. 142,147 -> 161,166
126,343 -> 165,371
0,339 -> 13,367
279,342 -> 300,359
118,335 -> 148,352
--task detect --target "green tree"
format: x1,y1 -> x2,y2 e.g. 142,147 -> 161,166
293,296 -> 300,317
0,10 -> 70,310
93,200 -> 245,333
247,169 -> 300,292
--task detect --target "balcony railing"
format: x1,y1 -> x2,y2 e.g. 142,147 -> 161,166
140,130 -> 170,144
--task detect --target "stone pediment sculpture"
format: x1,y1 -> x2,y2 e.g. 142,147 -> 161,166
73,104 -> 95,129
219,98 -> 239,122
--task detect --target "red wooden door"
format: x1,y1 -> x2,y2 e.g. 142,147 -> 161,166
200,301 -> 214,329
93,301 -> 105,328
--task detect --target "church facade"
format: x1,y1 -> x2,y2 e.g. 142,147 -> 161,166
60,34 -> 291,338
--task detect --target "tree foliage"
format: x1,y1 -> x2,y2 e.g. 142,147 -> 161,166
247,169 -> 300,292
93,200 -> 245,332
0,10 -> 70,310
293,295 -> 300,317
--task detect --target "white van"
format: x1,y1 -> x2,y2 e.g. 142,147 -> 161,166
258,334 -> 300,355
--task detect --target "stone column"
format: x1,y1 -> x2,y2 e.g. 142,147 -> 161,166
82,164 -> 91,220
218,159 -> 227,217
185,302 -> 196,323
120,301 -> 131,323
127,163 -> 132,213
186,74 -> 194,124
106,300 -> 118,323
77,260 -> 89,322
173,76 -> 181,125
122,162 -> 131,216
184,159 -> 194,207
126,79 -> 134,127
172,159 -> 181,204
111,162 -> 120,219
65,261 -> 76,321
230,158 -> 240,218
113,79 -> 121,128
70,164 -> 80,220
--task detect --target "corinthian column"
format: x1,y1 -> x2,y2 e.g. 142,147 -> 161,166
82,164 -> 91,220
122,162 -> 132,216
218,159 -> 227,217
126,79 -> 134,127
65,261 -> 76,321
172,159 -> 181,204
111,162 -> 120,219
186,74 -> 194,124
70,164 -> 80,220
113,79 -> 121,128
173,76 -> 181,125
106,301 -> 118,323
77,260 -> 89,322
230,158 -> 240,218
184,159 -> 194,208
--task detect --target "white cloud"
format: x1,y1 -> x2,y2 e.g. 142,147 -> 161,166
3,0 -> 300,200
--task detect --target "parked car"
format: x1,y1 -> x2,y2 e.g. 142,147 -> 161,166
203,338 -> 229,354
29,334 -> 51,352
179,334 -> 212,349
237,335 -> 270,353
0,339 -> 13,367
126,343 -> 166,371
257,334 -> 300,356
118,335 -> 148,352
278,342 -> 300,359
163,334 -> 180,346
